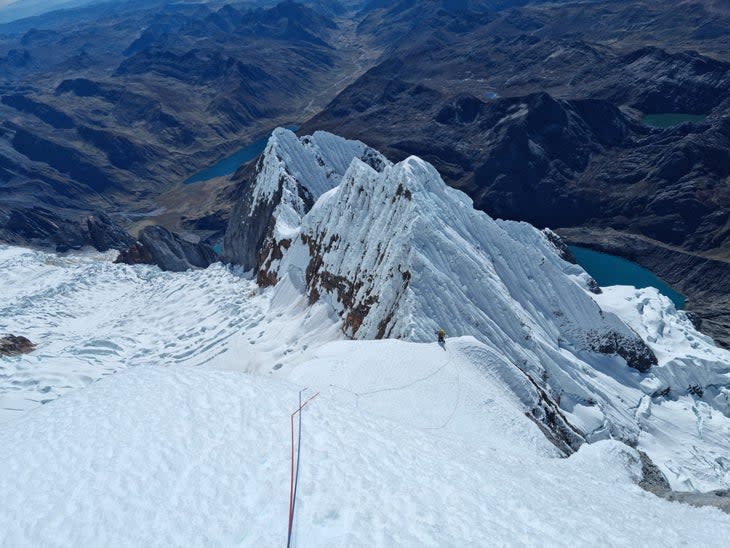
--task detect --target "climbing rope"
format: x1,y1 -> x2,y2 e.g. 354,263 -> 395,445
329,346 -> 458,429
287,389 -> 319,548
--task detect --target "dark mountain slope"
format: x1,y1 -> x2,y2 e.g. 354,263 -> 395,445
0,1 -> 374,248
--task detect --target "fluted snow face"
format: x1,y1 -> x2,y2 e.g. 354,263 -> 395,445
233,129 -> 730,478
282,155 -> 634,348
271,154 -> 658,444
224,128 -> 391,279
252,128 -> 390,241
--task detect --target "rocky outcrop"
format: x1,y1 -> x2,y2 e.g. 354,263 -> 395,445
638,450 -> 730,515
0,335 -> 35,356
0,206 -> 134,253
116,225 -> 217,272
586,330 -> 657,373
84,213 -> 136,252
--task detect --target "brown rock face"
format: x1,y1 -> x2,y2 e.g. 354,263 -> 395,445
115,242 -> 154,266
0,335 -> 35,356
256,237 -> 291,288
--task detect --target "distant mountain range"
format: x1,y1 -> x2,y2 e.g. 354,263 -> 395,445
0,0 -> 108,23
0,0 -> 728,343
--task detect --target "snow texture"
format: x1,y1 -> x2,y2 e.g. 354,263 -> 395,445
2,364 -> 730,547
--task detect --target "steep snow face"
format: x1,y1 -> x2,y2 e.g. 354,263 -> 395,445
273,154 -> 660,449
222,128 -> 389,281
227,131 -> 730,488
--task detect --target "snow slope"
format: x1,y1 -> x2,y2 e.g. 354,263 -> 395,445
252,134 -> 730,487
2,364 -> 730,547
0,244 -> 339,421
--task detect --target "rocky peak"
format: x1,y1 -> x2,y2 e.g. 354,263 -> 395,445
222,128 -> 390,280
115,225 -> 217,272
249,141 -> 664,448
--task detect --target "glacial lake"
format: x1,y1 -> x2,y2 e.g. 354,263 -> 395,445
641,113 -> 706,128
185,125 -> 299,184
569,246 -> 686,309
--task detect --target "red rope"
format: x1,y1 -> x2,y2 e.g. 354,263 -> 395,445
287,391 -> 319,547
289,411 -> 295,533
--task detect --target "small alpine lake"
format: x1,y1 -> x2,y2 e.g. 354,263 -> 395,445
185,125 -> 299,184
569,246 -> 686,309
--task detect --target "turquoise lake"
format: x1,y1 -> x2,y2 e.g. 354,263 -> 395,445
641,113 -> 706,128
185,125 -> 299,184
569,246 -> 686,309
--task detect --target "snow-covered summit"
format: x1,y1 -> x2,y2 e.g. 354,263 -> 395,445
222,128 -> 389,282
222,128 -> 730,485
246,143 -> 649,450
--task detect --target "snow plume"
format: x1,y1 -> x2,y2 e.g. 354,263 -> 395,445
226,128 -> 730,487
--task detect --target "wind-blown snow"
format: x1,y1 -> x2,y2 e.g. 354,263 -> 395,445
2,364 -> 730,547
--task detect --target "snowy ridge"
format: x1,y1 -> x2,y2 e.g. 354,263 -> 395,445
222,128 -> 389,280
230,128 -> 730,488
250,128 -> 389,223
273,153 -> 656,449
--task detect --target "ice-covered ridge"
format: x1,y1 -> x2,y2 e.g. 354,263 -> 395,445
237,132 -> 730,489
223,128 -> 389,275
272,155 -> 655,448
251,128 -> 389,213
